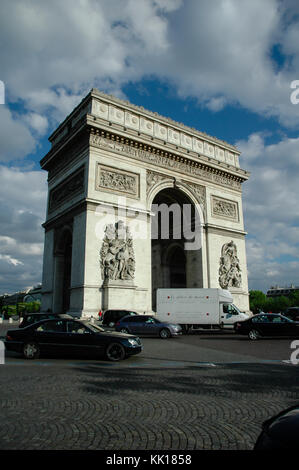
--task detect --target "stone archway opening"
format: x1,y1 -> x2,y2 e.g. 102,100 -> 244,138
53,228 -> 73,314
151,187 -> 202,311
168,245 -> 186,288
62,231 -> 72,313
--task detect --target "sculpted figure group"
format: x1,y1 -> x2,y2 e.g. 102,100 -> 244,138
100,221 -> 135,281
219,240 -> 242,289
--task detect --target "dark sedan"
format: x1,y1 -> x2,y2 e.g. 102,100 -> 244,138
234,313 -> 299,340
284,307 -> 299,322
254,405 -> 299,449
115,315 -> 182,338
5,318 -> 143,361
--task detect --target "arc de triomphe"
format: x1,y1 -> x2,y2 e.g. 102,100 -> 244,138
40,88 -> 250,317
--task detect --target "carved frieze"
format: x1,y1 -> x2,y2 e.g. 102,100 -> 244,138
96,164 -> 140,199
90,134 -> 242,192
146,170 -> 169,195
185,181 -> 206,209
49,166 -> 85,212
211,196 -> 239,221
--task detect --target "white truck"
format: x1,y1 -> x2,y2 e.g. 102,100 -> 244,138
156,288 -> 249,331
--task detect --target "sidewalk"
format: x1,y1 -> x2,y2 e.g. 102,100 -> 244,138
0,320 -> 20,338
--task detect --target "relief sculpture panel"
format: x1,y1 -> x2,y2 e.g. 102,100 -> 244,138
211,196 -> 239,221
96,164 -> 140,199
49,166 -> 85,212
219,240 -> 242,289
100,221 -> 135,282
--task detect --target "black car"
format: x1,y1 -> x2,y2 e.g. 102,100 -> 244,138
5,318 -> 143,361
234,313 -> 299,340
284,307 -> 299,322
102,309 -> 138,327
19,312 -> 73,328
254,405 -> 299,449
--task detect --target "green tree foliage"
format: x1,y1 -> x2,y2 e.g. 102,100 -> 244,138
249,290 -> 267,314
249,290 -> 299,314
1,301 -> 40,317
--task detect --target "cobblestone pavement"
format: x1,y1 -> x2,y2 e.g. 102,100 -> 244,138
0,361 -> 299,450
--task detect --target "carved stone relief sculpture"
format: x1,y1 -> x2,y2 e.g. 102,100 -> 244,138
49,166 -> 85,212
219,240 -> 242,289
212,196 -> 238,221
96,164 -> 140,198
146,170 -> 167,195
100,221 -> 135,281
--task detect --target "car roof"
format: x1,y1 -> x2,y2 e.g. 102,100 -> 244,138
120,314 -> 152,320
104,309 -> 137,313
24,312 -> 59,316
23,314 -> 77,325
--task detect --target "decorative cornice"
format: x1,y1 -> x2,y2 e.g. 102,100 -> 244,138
205,223 -> 247,237
42,89 -> 253,176
90,88 -> 239,153
89,128 -> 246,192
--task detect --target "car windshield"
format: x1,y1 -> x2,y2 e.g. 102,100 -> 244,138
83,322 -> 105,333
280,315 -> 293,323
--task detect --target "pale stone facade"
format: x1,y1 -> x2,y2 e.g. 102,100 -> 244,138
40,88 -> 250,316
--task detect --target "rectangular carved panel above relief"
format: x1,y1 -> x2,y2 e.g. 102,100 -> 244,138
96,163 -> 140,199
211,196 -> 239,222
49,166 -> 85,212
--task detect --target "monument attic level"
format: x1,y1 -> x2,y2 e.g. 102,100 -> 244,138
40,88 -> 250,317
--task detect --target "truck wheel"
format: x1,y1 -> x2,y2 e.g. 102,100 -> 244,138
159,328 -> 171,339
248,329 -> 260,341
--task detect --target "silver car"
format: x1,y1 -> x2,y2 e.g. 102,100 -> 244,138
115,315 -> 182,339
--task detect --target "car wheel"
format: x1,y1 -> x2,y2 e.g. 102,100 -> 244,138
23,342 -> 40,359
106,342 -> 126,361
248,329 -> 260,341
159,328 -> 171,339
120,328 -> 129,334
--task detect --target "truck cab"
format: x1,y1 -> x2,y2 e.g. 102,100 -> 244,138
221,303 -> 249,326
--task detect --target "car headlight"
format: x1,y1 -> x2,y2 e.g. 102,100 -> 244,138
172,325 -> 181,330
128,338 -> 139,347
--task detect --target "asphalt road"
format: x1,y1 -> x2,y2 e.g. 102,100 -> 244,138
1,323 -> 299,451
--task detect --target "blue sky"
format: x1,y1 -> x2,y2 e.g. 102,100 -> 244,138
1,0 -> 299,294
